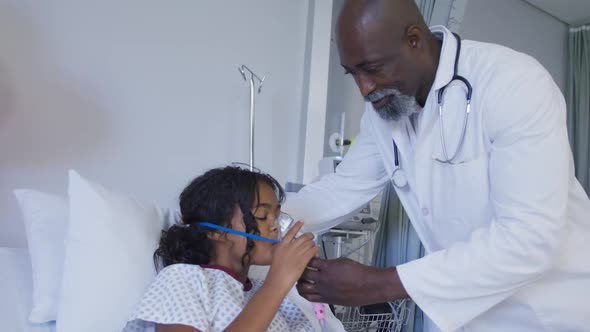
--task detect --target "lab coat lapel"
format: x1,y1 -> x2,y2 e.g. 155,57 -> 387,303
368,109 -> 436,253
429,26 -> 458,92
414,25 -> 458,169
421,26 -> 481,164
411,26 -> 464,252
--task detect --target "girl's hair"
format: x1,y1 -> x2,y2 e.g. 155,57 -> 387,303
154,165 -> 285,270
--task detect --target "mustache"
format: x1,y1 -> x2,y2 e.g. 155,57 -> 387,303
364,88 -> 399,103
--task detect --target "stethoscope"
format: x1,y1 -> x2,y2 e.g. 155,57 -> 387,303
392,33 -> 473,189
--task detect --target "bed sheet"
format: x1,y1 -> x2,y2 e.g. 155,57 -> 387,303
0,247 -> 56,332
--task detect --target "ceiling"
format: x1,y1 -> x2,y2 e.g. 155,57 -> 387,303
524,0 -> 590,26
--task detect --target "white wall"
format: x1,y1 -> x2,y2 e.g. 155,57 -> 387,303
461,0 -> 568,91
0,0 -> 312,247
301,0 -> 334,183
324,0 -> 365,157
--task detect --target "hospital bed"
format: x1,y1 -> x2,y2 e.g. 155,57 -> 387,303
4,171 -> 346,332
0,246 -> 345,332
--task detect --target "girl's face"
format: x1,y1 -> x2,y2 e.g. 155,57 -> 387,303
221,181 -> 280,267
248,181 -> 280,265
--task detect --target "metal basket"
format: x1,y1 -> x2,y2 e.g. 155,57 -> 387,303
321,224 -> 412,332
334,299 -> 410,332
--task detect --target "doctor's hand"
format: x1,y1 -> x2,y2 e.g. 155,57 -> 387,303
296,258 -> 409,306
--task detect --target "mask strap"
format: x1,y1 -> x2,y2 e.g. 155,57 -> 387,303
197,222 -> 279,244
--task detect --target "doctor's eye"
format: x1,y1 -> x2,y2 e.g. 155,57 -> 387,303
365,65 -> 383,75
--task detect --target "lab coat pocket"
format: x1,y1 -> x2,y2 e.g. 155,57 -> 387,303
432,158 -> 488,205
431,124 -> 482,165
431,157 -> 490,245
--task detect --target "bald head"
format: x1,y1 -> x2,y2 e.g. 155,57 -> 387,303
338,0 -> 427,38
336,0 -> 440,115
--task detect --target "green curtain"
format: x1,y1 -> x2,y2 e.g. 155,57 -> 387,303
567,26 -> 590,195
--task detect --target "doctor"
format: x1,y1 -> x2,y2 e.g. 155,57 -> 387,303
284,0 -> 590,331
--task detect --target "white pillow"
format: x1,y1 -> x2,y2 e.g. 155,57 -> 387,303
57,170 -> 170,332
14,190 -> 68,323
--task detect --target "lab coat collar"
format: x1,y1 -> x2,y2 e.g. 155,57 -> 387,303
430,25 -> 459,93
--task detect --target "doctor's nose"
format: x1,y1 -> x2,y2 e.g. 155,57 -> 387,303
356,75 -> 377,97
355,72 -> 377,97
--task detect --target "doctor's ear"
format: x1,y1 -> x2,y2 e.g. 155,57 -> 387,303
405,25 -> 423,49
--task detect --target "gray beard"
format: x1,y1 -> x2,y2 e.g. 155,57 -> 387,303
365,88 -> 418,121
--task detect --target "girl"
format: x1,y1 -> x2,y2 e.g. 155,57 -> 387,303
123,166 -> 336,332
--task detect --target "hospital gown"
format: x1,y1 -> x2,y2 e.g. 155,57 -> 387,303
123,264 -> 315,332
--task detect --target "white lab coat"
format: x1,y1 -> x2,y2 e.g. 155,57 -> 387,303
283,26 -> 590,331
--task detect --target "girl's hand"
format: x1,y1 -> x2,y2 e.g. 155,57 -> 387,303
266,221 -> 319,292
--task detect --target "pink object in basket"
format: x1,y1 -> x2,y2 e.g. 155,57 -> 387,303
312,302 -> 326,327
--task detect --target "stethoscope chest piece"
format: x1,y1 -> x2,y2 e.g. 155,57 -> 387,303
391,140 -> 408,188
391,167 -> 408,188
